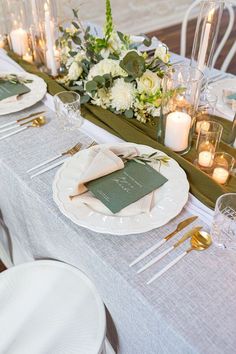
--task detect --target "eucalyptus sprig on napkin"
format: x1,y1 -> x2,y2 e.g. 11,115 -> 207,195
0,74 -> 32,85
119,152 -> 170,167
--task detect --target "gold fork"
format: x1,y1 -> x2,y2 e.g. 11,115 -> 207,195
27,142 -> 82,173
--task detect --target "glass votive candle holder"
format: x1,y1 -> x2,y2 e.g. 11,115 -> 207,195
196,121 -> 223,170
195,92 -> 217,134
211,152 -> 235,185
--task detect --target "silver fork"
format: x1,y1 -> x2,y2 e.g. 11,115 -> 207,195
29,141 -> 97,179
27,142 -> 82,173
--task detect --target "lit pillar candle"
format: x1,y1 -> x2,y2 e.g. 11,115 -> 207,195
10,28 -> 28,56
212,167 -> 229,184
46,47 -> 60,70
44,2 -> 57,76
197,9 -> 214,72
164,111 -> 192,152
198,151 -> 214,167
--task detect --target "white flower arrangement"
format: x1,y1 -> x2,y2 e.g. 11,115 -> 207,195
57,0 -> 171,123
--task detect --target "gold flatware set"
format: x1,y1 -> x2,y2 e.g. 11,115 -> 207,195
130,216 -> 212,284
0,111 -> 46,141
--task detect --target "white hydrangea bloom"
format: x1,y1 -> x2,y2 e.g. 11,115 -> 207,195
91,88 -> 111,109
110,78 -> 136,111
88,59 -> 127,80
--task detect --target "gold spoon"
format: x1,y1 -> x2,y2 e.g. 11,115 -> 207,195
147,230 -> 212,284
0,116 -> 46,142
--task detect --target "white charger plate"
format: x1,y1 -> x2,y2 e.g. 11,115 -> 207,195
53,143 -> 189,235
209,78 -> 236,120
0,72 -> 47,116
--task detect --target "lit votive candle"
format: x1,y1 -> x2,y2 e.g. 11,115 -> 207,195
164,111 -> 192,152
22,52 -> 33,63
212,167 -> 229,184
196,120 -> 210,134
198,151 -> 214,167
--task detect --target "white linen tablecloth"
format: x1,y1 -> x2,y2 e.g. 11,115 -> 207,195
0,49 -> 236,354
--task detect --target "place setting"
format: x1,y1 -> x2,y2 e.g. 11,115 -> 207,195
0,72 -> 47,115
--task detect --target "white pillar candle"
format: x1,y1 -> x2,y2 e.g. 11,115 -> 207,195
10,28 -> 28,56
212,167 -> 229,184
198,151 -> 214,167
233,138 -> 236,149
164,111 -> 192,152
197,9 -> 214,72
46,48 -> 60,70
44,2 -> 57,76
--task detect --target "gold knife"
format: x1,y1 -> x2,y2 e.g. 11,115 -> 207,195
0,111 -> 45,129
137,226 -> 202,273
129,216 -> 198,267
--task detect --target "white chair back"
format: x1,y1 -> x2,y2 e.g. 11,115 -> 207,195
0,260 -> 107,354
181,0 -> 236,72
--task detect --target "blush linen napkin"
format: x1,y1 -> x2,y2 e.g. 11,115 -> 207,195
69,145 -> 154,216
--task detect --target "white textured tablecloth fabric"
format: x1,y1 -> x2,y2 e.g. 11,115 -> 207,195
1,50 -> 236,354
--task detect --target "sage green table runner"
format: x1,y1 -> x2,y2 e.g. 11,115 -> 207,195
8,52 -> 236,209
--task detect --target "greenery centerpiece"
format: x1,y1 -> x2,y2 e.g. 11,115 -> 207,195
57,0 -> 171,123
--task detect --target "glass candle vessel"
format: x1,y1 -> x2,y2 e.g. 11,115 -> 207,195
191,1 -> 224,77
196,121 -> 223,170
4,0 -> 31,57
158,64 -> 204,155
211,193 -> 236,249
29,0 -> 60,76
211,152 -> 235,185
195,91 -> 217,134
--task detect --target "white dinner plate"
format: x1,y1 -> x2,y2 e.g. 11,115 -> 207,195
0,72 -> 47,116
209,78 -> 236,120
53,143 -> 189,235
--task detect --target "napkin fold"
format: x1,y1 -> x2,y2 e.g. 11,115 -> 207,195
70,145 -> 154,216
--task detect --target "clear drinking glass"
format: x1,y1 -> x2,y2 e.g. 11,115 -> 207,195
211,193 -> 236,249
54,91 -> 83,131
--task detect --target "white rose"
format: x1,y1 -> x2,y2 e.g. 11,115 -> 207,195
68,62 -> 83,81
137,70 -> 161,95
154,45 -> 170,64
110,78 -> 135,111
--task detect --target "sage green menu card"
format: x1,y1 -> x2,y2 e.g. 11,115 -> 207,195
86,160 -> 168,214
0,81 -> 30,101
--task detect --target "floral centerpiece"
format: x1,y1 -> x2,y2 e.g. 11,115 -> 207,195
57,0 -> 171,123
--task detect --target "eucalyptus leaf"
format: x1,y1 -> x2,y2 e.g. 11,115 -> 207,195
72,36 -> 81,45
124,109 -> 134,118
120,51 -> 145,78
72,21 -> 80,29
93,75 -> 105,86
86,80 -> 98,92
80,94 -> 90,104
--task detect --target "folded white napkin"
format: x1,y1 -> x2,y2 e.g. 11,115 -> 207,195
70,145 -> 154,216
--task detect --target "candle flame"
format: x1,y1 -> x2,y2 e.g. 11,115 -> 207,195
207,9 -> 214,23
44,2 -> 49,12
